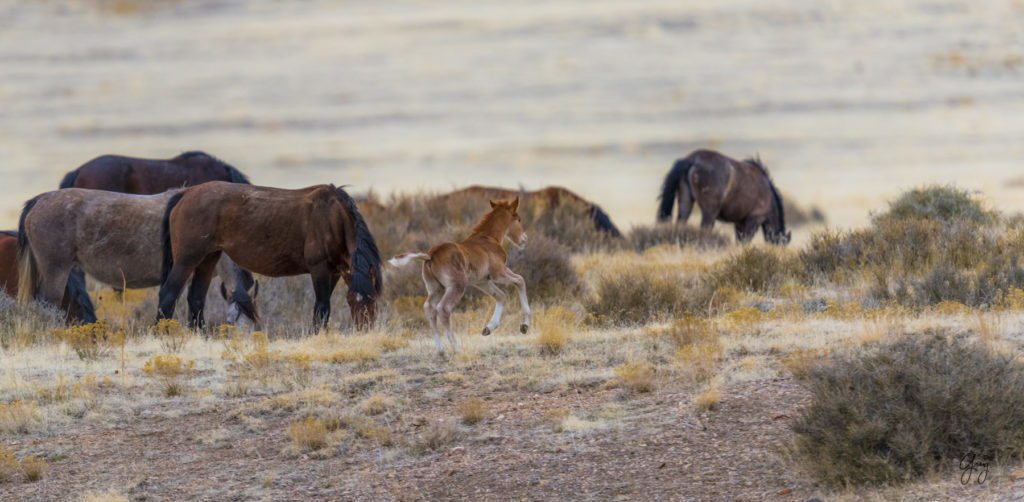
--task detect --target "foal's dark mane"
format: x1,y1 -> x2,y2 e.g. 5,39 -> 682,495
175,151 -> 251,185
332,186 -> 383,301
743,156 -> 786,230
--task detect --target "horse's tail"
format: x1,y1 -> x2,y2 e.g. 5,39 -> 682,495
767,179 -> 786,231
335,187 -> 383,300
658,157 -> 693,222
64,268 -> 97,324
388,252 -> 430,267
161,192 -> 186,286
16,197 -> 41,305
59,169 -> 79,189
588,204 -> 622,237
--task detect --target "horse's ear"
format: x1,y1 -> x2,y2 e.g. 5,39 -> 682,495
250,280 -> 260,299
219,282 -> 228,301
511,197 -> 519,212
489,199 -> 498,209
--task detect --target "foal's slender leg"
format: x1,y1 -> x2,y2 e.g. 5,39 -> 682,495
422,269 -> 445,354
475,281 -> 506,336
437,284 -> 466,354
186,252 -> 221,331
310,268 -> 340,333
495,268 -> 530,334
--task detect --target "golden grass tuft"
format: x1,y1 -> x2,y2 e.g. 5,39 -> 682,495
694,383 -> 721,411
455,397 -> 485,425
151,318 -> 191,352
20,455 -> 45,482
286,417 -> 330,451
142,355 -> 195,397
359,394 -> 397,416
0,400 -> 42,434
0,447 -> 20,483
542,408 -> 571,432
534,307 -> 576,354
52,320 -> 123,360
781,348 -> 829,380
674,342 -> 722,383
613,360 -> 656,393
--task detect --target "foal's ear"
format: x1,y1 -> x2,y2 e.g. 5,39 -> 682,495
489,199 -> 498,209
511,197 -> 519,211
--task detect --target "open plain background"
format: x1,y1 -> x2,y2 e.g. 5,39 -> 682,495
1,0 -> 1023,232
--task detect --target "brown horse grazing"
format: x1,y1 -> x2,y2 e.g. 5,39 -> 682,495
157,182 -> 382,331
59,151 -> 250,193
18,189 -> 258,327
1,231 -> 94,322
438,185 -> 622,237
658,149 -> 791,245
389,198 -> 531,355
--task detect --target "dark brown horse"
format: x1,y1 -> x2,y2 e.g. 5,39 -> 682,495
658,149 -> 790,245
438,185 -> 622,237
157,182 -> 382,331
60,151 -> 250,193
1,231 -> 95,322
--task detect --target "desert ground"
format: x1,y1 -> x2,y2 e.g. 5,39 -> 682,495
3,1 -> 1024,501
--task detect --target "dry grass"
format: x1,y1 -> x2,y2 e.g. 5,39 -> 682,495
533,306 -> 576,354
286,417 -> 331,451
455,397 -> 485,425
79,491 -> 130,502
0,400 -> 42,434
142,355 -> 195,397
613,360 -> 656,393
694,383 -> 721,411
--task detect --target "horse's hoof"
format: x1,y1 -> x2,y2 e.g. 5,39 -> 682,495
482,327 -> 491,336
520,324 -> 529,334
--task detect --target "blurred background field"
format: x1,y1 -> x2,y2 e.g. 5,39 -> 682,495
2,0 -> 1024,239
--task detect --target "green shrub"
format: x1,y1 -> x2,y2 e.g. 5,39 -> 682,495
873,185 -> 997,226
586,266 -> 709,325
628,224 -> 729,252
506,233 -> 580,302
707,246 -> 793,293
789,332 -> 1024,487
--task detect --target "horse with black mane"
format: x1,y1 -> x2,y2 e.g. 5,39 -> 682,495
60,151 -> 250,193
658,149 -> 790,245
1,231 -> 94,322
18,189 -> 259,327
157,182 -> 382,331
439,185 -> 622,237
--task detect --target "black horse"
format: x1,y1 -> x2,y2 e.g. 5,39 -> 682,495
60,151 -> 250,193
658,149 -> 790,245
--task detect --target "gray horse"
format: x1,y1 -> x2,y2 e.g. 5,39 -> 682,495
18,188 -> 259,328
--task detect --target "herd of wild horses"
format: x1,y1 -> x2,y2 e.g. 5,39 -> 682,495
1,148 -> 788,353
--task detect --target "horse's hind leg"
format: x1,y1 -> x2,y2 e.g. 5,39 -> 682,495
39,263 -> 74,320
310,268 -> 340,333
158,252 -> 210,323
185,252 -> 221,331
495,268 -> 531,334
475,281 -> 506,336
422,269 -> 445,354
437,284 -> 466,354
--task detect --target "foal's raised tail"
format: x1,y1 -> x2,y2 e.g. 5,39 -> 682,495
388,252 -> 430,267
657,157 -> 694,222
16,197 -> 40,306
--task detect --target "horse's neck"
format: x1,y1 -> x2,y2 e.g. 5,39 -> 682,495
468,213 -> 509,243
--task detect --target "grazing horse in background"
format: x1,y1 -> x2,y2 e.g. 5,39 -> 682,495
18,189 -> 259,327
389,198 -> 531,355
438,185 -> 622,237
157,182 -> 382,331
0,231 -> 94,323
59,151 -> 250,193
658,149 -> 791,245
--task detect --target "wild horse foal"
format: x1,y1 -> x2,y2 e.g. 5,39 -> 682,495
389,198 -> 531,355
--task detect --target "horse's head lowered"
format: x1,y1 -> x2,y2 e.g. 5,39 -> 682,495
491,197 -> 527,248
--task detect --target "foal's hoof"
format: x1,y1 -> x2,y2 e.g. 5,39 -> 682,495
481,327 -> 491,336
520,324 -> 529,334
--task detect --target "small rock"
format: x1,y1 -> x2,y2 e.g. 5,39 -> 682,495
777,488 -> 792,495
450,446 -> 465,455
